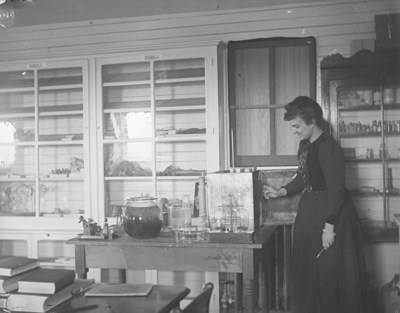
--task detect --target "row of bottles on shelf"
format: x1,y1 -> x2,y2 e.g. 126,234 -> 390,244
366,145 -> 400,160
339,120 -> 400,134
339,87 -> 400,107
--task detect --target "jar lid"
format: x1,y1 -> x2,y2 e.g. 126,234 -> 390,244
127,196 -> 157,203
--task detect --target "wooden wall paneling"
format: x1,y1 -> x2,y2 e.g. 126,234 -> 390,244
1,1 -> 397,61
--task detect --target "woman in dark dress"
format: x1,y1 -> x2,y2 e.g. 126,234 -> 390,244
264,96 -> 369,313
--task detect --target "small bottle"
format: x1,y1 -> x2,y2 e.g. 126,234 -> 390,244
373,90 -> 382,105
339,120 -> 345,133
356,122 -> 362,132
377,121 -> 382,133
372,120 -> 377,132
396,120 -> 400,132
388,121 -> 394,133
383,88 -> 395,105
365,124 -> 371,133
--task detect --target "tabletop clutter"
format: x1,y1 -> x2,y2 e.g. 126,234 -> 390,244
0,256 -> 159,312
79,168 -> 264,244
76,168 -> 299,244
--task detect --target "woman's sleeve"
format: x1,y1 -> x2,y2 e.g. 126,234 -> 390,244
319,138 -> 347,224
282,173 -> 305,196
282,140 -> 306,196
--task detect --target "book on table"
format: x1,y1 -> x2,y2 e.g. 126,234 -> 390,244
85,282 -> 154,297
6,279 -> 94,313
0,267 -> 41,293
0,257 -> 39,277
0,293 -> 9,309
17,268 -> 76,295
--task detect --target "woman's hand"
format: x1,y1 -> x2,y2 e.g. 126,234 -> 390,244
263,186 -> 286,199
322,223 -> 335,250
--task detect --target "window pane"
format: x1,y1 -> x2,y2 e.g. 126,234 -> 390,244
235,109 -> 271,156
275,46 -> 310,156
234,48 -> 270,106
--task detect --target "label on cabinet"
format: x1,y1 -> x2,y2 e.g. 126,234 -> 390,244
141,54 -> 163,61
26,62 -> 47,69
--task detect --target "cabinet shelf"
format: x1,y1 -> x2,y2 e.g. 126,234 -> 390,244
349,190 -> 400,197
103,77 -> 205,88
0,177 -> 36,182
0,87 -> 34,93
0,104 -> 84,119
156,176 -> 203,180
155,134 -> 206,142
105,176 -> 152,181
0,77 -> 83,93
345,158 -> 400,163
340,131 -> 399,138
39,84 -> 82,91
338,103 -> 400,111
103,134 -> 206,143
103,98 -> 206,113
40,176 -> 84,181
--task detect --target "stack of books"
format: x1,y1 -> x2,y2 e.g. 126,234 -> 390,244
0,256 -> 91,313
0,256 -> 40,309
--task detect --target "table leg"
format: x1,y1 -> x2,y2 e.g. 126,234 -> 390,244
259,251 -> 269,313
243,249 -> 255,313
235,273 -> 243,313
267,236 -> 275,310
283,225 -> 291,310
75,245 -> 88,279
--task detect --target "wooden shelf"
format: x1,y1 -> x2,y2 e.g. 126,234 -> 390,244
105,176 -> 152,181
0,77 -> 83,93
338,103 -> 400,111
40,176 -> 84,181
349,190 -> 400,196
105,175 -> 204,181
0,177 -> 36,182
0,104 -> 84,119
340,131 -> 399,138
103,98 -> 206,113
155,134 -> 206,142
345,158 -> 400,163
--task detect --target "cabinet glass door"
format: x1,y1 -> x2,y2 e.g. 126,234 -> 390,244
336,83 -> 400,222
100,55 -> 210,217
0,61 -> 88,218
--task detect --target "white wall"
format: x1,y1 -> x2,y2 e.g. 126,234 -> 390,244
1,0 -> 399,100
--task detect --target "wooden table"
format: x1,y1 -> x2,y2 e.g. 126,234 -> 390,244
66,226 -> 277,313
51,284 -> 190,313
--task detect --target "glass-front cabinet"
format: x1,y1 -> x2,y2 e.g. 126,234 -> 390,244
321,49 -> 400,240
0,60 -> 89,229
97,43 -> 227,219
0,41 -> 227,269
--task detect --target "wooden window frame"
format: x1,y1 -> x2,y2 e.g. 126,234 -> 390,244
228,37 -> 316,167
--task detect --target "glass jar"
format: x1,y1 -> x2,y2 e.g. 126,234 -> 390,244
166,196 -> 192,230
123,197 -> 162,239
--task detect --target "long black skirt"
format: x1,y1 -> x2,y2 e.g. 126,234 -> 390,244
290,190 -> 369,313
